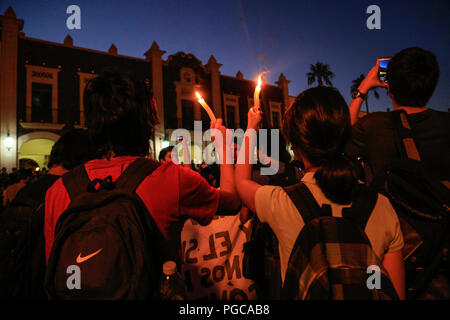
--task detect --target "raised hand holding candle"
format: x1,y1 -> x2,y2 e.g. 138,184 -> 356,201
195,92 -> 216,122
253,75 -> 262,111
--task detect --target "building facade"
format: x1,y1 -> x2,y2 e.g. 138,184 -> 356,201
0,7 -> 291,170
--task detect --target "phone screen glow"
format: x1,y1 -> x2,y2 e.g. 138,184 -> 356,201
379,59 -> 390,69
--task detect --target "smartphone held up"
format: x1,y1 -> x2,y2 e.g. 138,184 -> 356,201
378,57 -> 391,83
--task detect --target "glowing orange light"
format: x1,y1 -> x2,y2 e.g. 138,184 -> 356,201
195,92 -> 216,122
253,74 -> 263,111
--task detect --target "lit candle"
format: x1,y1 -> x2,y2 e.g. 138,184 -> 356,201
253,75 -> 262,111
195,92 -> 216,122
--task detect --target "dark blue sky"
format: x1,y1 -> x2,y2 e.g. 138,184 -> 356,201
1,0 -> 449,112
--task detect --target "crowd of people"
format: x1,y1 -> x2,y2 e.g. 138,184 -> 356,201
0,46 -> 448,300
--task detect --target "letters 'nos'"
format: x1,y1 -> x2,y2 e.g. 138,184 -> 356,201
366,5 -> 381,30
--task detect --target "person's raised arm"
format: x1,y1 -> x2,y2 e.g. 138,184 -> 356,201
211,119 -> 241,215
349,60 -> 388,125
235,108 -> 263,217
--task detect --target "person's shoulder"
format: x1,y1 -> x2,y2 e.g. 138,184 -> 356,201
45,175 -> 66,200
427,108 -> 450,121
5,181 -> 20,191
254,185 -> 284,218
13,175 -> 60,205
409,109 -> 450,134
140,160 -> 188,187
154,160 -> 183,176
175,162 -> 205,181
427,108 -> 449,115
372,193 -> 397,219
356,111 -> 391,127
363,192 -> 400,239
352,112 -> 393,138
255,185 -> 286,202
31,174 -> 61,191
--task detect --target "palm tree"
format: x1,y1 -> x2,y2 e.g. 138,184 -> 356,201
307,61 -> 334,87
350,74 -> 380,113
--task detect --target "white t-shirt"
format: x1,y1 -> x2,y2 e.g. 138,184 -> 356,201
254,172 -> 404,284
180,214 -> 257,300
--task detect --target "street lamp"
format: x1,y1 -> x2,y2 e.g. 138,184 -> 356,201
4,134 -> 14,151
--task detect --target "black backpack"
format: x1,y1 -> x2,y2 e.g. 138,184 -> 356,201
242,163 -> 299,299
44,158 -> 163,300
0,175 -> 59,299
370,110 -> 450,299
281,182 -> 399,300
242,216 -> 282,299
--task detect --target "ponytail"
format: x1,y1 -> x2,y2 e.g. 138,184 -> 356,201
314,155 -> 359,205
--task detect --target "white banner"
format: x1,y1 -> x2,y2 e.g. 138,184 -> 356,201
180,214 -> 256,300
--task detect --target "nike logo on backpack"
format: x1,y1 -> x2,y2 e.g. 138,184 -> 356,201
76,248 -> 103,263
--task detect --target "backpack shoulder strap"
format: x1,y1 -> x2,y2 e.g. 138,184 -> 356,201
342,185 -> 378,230
61,165 -> 91,201
390,110 -> 421,161
283,182 -> 332,225
115,157 -> 161,193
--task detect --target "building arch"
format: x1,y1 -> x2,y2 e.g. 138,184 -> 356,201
18,131 -> 60,150
18,131 -> 60,169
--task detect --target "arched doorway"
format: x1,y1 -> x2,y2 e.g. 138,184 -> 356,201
18,131 -> 60,170
18,138 -> 55,170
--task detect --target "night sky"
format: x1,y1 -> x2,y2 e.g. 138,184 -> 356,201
1,0 -> 449,112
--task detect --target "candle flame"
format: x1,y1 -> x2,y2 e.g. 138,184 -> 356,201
195,91 -> 216,122
257,75 -> 262,88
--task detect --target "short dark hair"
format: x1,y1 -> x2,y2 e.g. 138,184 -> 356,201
387,47 -> 440,107
158,146 -> 174,161
17,169 -> 34,181
83,69 -> 159,158
48,128 -> 94,170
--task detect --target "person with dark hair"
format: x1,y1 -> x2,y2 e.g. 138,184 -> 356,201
6,127 -> 94,218
0,167 -> 10,204
2,169 -> 34,207
0,167 -> 8,185
47,128 -> 94,172
347,47 -> 449,185
14,128 -> 94,203
0,128 -> 95,299
347,48 -> 450,299
81,70 -> 158,159
158,146 -> 174,163
43,69 -> 240,298
235,86 -> 405,299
